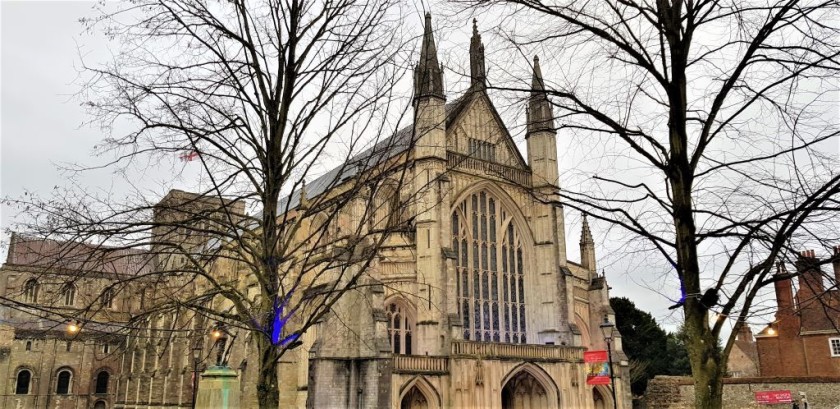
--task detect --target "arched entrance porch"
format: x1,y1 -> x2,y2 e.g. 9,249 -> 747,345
500,363 -> 560,409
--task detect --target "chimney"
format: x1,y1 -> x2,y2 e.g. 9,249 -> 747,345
796,249 -> 823,298
774,262 -> 794,319
736,324 -> 754,343
833,246 -> 840,287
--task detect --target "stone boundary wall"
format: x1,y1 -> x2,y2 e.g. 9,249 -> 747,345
642,376 -> 840,409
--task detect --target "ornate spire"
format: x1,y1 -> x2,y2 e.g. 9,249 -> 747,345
415,13 -> 445,100
469,19 -> 486,89
580,214 -> 597,272
581,214 -> 594,245
526,55 -> 554,135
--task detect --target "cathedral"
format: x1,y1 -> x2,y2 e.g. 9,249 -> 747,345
302,14 -> 630,409
0,14 -> 629,409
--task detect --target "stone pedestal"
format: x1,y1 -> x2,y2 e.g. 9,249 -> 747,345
196,366 -> 240,409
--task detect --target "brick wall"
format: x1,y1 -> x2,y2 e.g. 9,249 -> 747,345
642,376 -> 840,408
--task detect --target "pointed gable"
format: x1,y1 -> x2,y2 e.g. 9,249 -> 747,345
445,91 -> 528,170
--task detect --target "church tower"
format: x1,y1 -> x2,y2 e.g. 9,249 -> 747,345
412,13 -> 449,355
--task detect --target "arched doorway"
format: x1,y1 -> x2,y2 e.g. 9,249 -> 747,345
593,388 -> 606,409
501,371 -> 548,409
593,386 -> 614,409
401,385 -> 429,409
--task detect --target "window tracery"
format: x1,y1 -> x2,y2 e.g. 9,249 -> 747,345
385,298 -> 414,355
61,284 -> 76,307
453,190 -> 526,343
23,279 -> 39,303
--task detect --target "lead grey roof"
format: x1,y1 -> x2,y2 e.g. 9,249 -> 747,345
278,94 -> 475,213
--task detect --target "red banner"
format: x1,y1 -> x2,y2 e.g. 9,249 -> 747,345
584,350 -> 611,385
755,390 -> 792,404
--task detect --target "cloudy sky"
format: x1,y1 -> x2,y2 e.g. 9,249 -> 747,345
0,1 -> 735,331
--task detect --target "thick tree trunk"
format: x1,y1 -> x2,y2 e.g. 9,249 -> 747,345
256,336 -> 280,409
684,310 -> 726,408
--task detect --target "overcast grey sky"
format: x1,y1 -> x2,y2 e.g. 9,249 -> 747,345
0,1 -> 716,331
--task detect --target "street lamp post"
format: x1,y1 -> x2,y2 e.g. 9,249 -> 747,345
599,316 -> 619,409
191,345 -> 202,409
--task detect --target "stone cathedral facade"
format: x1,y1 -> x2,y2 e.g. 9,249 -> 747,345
301,15 -> 631,409
0,15 -> 630,409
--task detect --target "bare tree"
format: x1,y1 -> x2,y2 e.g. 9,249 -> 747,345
3,1 -> 422,407
459,1 -> 840,408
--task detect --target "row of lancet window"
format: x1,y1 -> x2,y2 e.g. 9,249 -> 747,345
468,138 -> 497,162
14,368 -> 109,395
22,279 -> 115,308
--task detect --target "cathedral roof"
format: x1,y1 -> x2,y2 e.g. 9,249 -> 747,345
4,233 -> 151,277
279,95 -> 472,212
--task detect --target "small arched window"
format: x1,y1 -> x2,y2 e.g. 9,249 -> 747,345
101,288 -> 114,308
94,371 -> 109,394
61,284 -> 76,307
15,369 -> 31,394
56,369 -> 72,394
23,279 -> 39,303
385,299 -> 415,355
25,341 -> 32,351
93,401 -> 107,409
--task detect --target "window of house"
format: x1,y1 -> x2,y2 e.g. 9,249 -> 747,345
61,284 -> 76,307
830,338 -> 840,357
468,138 -> 496,162
56,369 -> 72,394
95,371 -> 109,394
385,299 -> 415,355
15,369 -> 31,394
452,190 -> 527,343
23,279 -> 39,303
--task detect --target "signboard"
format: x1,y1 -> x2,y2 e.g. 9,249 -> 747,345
755,390 -> 792,404
584,350 -> 611,385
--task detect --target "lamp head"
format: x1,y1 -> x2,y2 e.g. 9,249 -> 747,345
599,315 -> 615,339
66,321 -> 80,335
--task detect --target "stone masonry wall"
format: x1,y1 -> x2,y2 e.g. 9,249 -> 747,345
643,376 -> 840,409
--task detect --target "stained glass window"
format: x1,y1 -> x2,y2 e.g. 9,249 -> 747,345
453,190 -> 526,344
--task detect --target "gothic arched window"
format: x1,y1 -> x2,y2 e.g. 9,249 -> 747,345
101,288 -> 114,308
452,190 -> 527,343
385,299 -> 415,355
61,284 -> 76,307
23,279 -> 39,303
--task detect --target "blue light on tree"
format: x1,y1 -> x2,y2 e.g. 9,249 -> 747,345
269,294 -> 300,346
